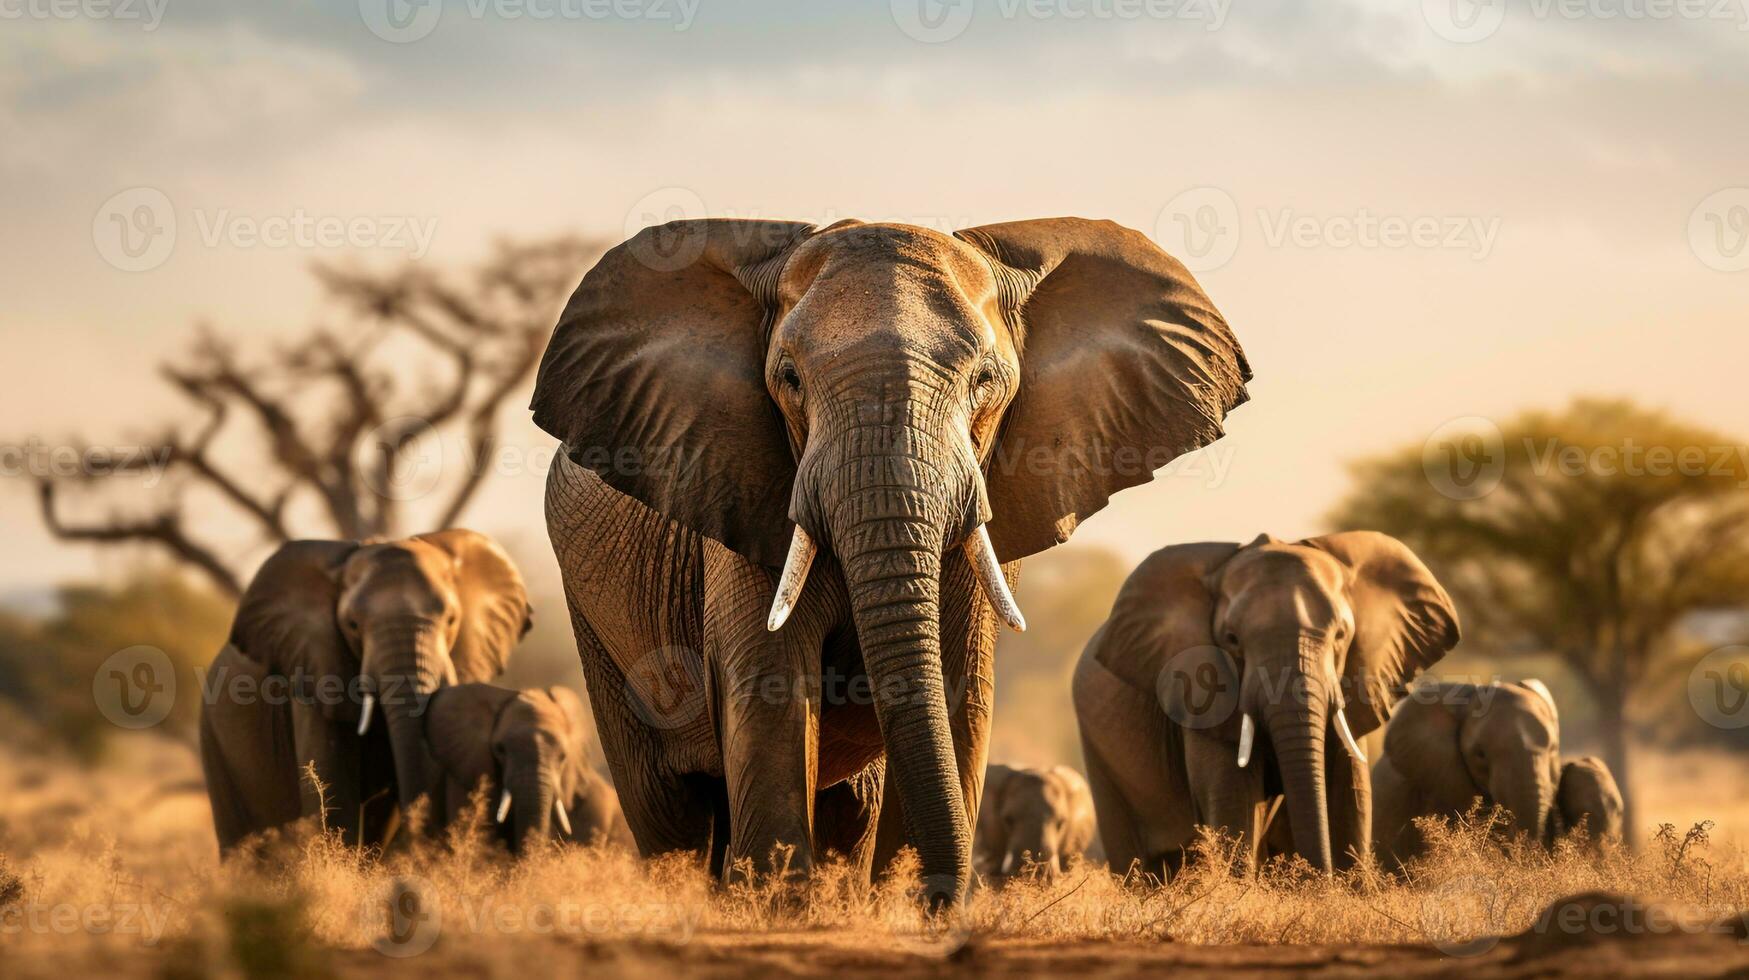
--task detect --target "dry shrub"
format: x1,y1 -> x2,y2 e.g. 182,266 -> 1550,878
4,735 -> 1749,970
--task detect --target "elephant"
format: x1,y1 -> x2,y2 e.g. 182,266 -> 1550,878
424,682 -> 634,853
1371,679 -> 1563,869
1555,755 -> 1625,847
531,217 -> 1251,905
974,763 -> 1100,881
1073,531 -> 1461,879
199,529 -> 531,853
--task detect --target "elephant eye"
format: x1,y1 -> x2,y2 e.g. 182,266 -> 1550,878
975,364 -> 996,388
1222,629 -> 1240,650
779,363 -> 801,391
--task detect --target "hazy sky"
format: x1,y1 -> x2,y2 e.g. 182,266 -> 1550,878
2,0 -> 1746,596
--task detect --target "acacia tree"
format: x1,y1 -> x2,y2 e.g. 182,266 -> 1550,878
1328,398 -> 1749,835
31,236 -> 602,597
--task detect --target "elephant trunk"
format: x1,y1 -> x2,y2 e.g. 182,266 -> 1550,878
840,515 -> 967,907
1007,833 -> 1060,879
506,765 -> 556,854
361,619 -> 447,812
817,413 -> 977,909
1261,661 -> 1333,873
1495,761 -> 1554,845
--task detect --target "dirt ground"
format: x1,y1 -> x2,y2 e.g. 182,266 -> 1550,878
5,731 -> 1749,978
18,922 -> 1749,979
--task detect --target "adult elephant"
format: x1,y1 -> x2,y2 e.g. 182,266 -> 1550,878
199,529 -> 531,853
1073,532 -> 1460,878
1371,679 -> 1563,869
532,217 -> 1251,906
974,763 -> 1100,881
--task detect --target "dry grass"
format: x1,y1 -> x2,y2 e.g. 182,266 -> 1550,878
3,729 -> 1749,977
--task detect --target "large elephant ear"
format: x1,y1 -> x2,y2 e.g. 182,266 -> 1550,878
414,529 -> 532,682
1305,531 -> 1462,736
955,218 -> 1252,562
1382,683 -> 1480,811
425,683 -> 515,792
530,219 -> 817,568
1094,542 -> 1244,740
229,540 -> 358,677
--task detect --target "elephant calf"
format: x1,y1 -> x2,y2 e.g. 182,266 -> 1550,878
974,763 -> 1101,880
425,682 -> 633,854
1555,755 -> 1625,846
1372,679 -> 1566,869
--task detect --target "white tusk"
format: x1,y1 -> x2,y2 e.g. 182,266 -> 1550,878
357,693 -> 375,737
1334,708 -> 1367,765
767,525 -> 817,632
553,799 -> 572,836
966,524 -> 1026,632
496,789 -> 513,824
1237,712 -> 1255,768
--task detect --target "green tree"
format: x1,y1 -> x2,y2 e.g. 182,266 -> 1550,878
0,571 -> 230,759
1328,399 -> 1749,835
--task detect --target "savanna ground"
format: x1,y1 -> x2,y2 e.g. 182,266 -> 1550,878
4,719 -> 1749,979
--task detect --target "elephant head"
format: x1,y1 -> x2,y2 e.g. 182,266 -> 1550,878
1555,755 -> 1624,847
1153,532 -> 1460,871
1383,680 -> 1562,845
229,529 -> 532,813
426,683 -> 590,853
531,217 -> 1251,903
975,763 -> 1092,880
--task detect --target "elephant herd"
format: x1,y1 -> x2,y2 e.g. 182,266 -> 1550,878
200,530 -> 630,855
198,217 -> 1623,905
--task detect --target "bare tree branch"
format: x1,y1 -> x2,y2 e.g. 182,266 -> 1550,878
20,234 -> 603,589
35,480 -> 242,597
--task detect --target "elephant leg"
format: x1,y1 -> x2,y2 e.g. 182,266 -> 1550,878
290,699 -> 363,843
1369,756 -> 1418,871
943,552 -> 998,850
199,648 -> 301,853
1183,727 -> 1266,874
567,603 -> 715,860
814,759 -> 885,880
548,460 -> 721,861
703,545 -> 836,880
1081,734 -> 1148,877
1071,651 -> 1193,881
1328,738 -> 1371,871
